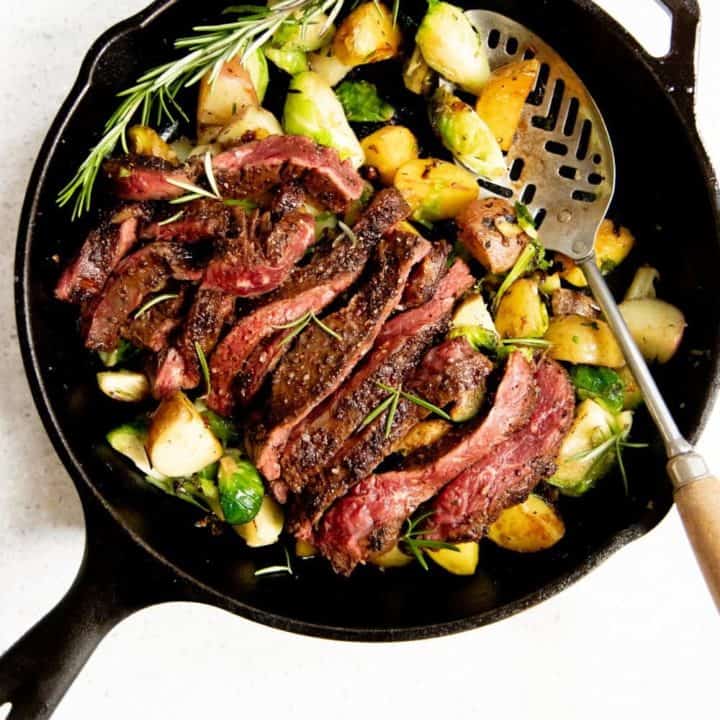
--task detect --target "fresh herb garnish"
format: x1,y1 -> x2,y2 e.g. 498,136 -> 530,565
134,293 -> 180,319
168,152 -> 223,204
195,341 -> 212,396
157,210 -> 185,226
223,198 -> 258,209
57,0 -> 346,218
273,310 -> 342,345
254,545 -> 294,577
400,512 -> 460,571
336,219 -> 359,247
514,201 -> 539,241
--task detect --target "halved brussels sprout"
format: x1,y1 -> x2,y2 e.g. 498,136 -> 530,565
264,46 -> 308,75
416,1 -> 490,95
570,365 -> 625,414
283,71 -> 364,168
308,43 -> 352,86
336,80 -> 395,122
97,370 -> 150,403
217,451 -> 265,525
450,292 -> 500,351
107,421 -> 156,477
233,494 -> 284,547
403,45 -> 435,96
624,265 -> 660,302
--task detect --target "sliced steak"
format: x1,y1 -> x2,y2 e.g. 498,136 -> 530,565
82,243 -> 202,352
142,199 -> 232,243
122,288 -> 188,353
294,336 -> 493,534
251,230 -> 432,492
551,288 -> 600,319
271,182 -> 305,220
55,204 -> 148,304
282,259 -> 474,495
425,359 -> 574,541
350,189 -> 411,246
201,209 -> 315,297
233,331 -> 291,408
212,135 -> 365,212
400,240 -> 450,310
457,198 -> 530,274
154,288 -> 236,397
104,155 -> 201,202
314,352 -> 538,574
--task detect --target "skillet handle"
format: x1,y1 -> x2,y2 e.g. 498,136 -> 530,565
0,505 -> 173,719
652,0 -> 700,120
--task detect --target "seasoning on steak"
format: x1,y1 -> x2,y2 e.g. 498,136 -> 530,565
82,242 -> 203,352
201,209 -> 316,297
122,287 -> 188,353
142,199 -> 233,243
293,335 -> 493,535
551,288 -> 600,319
457,198 -> 530,274
314,352 -> 538,574
424,359 -> 574,541
212,135 -> 365,212
153,288 -> 236,397
399,240 -> 450,310
104,155 -> 201,202
233,331 -> 291,408
55,204 -> 148,304
250,230 -> 432,494
271,181 -> 306,220
282,259 -> 474,496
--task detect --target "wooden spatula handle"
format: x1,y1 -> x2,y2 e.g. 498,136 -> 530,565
672,468 -> 720,612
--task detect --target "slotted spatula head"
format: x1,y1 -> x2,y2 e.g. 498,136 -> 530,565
465,10 -> 616,260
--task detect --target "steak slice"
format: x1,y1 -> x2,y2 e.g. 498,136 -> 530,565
201,209 -> 315,297
55,204 -> 148,304
251,230 -> 432,491
424,359 -> 574,541
293,336 -> 493,535
154,289 -> 236,397
104,155 -> 201,202
271,181 -> 305,220
233,331 -> 291,408
281,259 -> 475,495
212,135 -> 365,212
122,288 -> 188,353
400,240 -> 450,310
142,199 -> 233,243
82,242 -> 202,352
314,352 -> 538,574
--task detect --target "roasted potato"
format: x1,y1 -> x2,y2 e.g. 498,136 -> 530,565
234,495 -> 284,547
127,125 -> 178,164
394,158 -> 479,223
147,392 -> 223,477
295,539 -> 318,558
560,219 -> 635,287
619,298 -> 686,364
427,542 -> 479,575
308,42 -> 352,86
494,277 -> 549,339
538,272 -> 561,295
97,370 -> 150,403
216,106 -> 283,147
332,1 -> 402,67
545,315 -> 625,367
487,494 -> 565,552
394,419 -> 452,455
360,126 -> 419,185
475,59 -> 540,151
370,544 -> 414,569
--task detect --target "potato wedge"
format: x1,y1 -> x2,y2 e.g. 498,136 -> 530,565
97,370 -> 150,403
475,59 -> 540,151
394,419 -> 452,455
332,1 -> 402,67
370,544 -> 414,569
394,158 -> 479,223
619,298 -> 686,364
361,126 -> 419,186
127,125 -> 178,164
295,539 -> 318,558
234,495 -> 284,548
494,277 -> 549,339
147,392 -> 223,477
487,494 -> 565,552
197,55 -> 259,129
560,219 -> 636,287
427,542 -> 479,575
545,315 -> 625,367
308,43 -> 352,87
216,106 -> 283,147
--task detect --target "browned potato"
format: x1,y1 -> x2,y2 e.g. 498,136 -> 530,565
332,1 -> 402,67
487,494 -> 565,552
216,106 -> 283,147
127,126 -> 178,164
394,419 -> 452,455
476,59 -> 540,151
427,542 -> 479,575
197,56 -> 259,130
457,198 -> 529,274
370,544 -> 414,568
360,126 -> 419,185
545,315 -> 625,367
495,277 -> 549,339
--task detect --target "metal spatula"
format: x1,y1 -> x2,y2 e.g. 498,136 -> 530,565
464,10 -> 720,609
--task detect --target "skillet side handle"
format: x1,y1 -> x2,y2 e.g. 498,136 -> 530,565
653,0 -> 700,120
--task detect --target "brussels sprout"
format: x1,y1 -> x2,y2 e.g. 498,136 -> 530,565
449,292 -> 500,351
194,398 -> 240,447
416,2 -> 490,95
273,12 -> 335,52
107,420 -> 156,477
570,365 -> 625,414
431,86 -> 506,179
97,370 -> 150,403
234,495 -> 284,547
264,46 -> 309,75
217,452 -> 265,525
98,338 -> 138,368
308,43 -> 352,86
335,80 -> 395,122
283,71 -> 364,168
245,48 -> 269,103
618,366 -> 643,410
403,45 -> 435,96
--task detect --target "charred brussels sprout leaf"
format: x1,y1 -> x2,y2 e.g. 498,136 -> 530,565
570,365 -> 625,414
218,453 -> 264,525
335,80 -> 395,122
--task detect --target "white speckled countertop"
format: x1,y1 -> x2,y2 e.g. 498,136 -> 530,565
1,2 -> 718,718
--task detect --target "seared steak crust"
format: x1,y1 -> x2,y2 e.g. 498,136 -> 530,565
400,240 -> 450,310
104,155 -> 201,202
142,199 -> 233,243
122,287 -> 188,353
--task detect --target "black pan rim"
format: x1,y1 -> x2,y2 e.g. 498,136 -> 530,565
14,0 -> 720,642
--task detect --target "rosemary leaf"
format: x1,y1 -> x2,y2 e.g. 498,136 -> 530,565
204,151 -> 221,199
311,311 -> 342,341
385,385 -> 401,439
195,341 -> 212,396
134,293 -> 180,319
359,393 -> 394,430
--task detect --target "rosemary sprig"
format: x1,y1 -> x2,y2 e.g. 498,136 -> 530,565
134,293 -> 180,319
273,310 -> 342,345
400,512 -> 460,571
57,0 -> 346,219
157,210 -> 185,226
195,341 -> 212,396
254,545 -> 294,577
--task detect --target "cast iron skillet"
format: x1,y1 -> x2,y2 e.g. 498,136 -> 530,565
2,0 -> 719,717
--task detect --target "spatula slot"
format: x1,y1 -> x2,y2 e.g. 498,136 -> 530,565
527,62 -> 550,106
545,140 -> 569,156
576,119 -> 593,160
534,208 -> 547,228
588,173 -> 603,186
521,184 -> 536,204
563,97 -> 580,137
559,165 -> 577,180
478,178 -> 514,199
572,189 -> 598,203
488,28 -> 501,49
506,36 -> 519,55
509,158 -> 525,181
